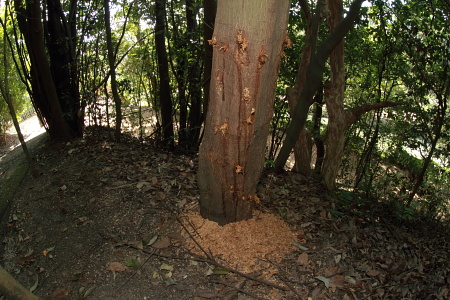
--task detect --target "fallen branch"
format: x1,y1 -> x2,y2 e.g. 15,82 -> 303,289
0,265 -> 39,300
119,242 -> 289,292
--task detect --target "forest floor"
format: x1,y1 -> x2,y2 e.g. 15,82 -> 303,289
0,121 -> 449,300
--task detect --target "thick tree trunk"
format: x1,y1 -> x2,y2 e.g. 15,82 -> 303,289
104,0 -> 122,142
47,0 -> 82,137
201,0 -> 216,127
14,0 -> 72,140
197,0 -> 290,225
155,0 -> 174,146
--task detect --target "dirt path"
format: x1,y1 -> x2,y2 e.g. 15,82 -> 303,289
0,116 -> 47,229
1,116 -> 46,157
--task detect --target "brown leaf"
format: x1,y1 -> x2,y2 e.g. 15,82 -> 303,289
52,288 -> 70,300
329,275 -> 346,288
152,236 -> 171,249
366,269 -> 380,277
107,262 -> 128,272
297,252 -> 309,266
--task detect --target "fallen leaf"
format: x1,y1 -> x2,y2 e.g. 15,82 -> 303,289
160,263 -> 173,271
297,252 -> 309,266
52,288 -> 70,300
163,277 -> 176,286
124,258 -> 141,269
43,246 -> 55,256
146,235 -> 158,246
152,236 -> 171,249
329,275 -> 345,288
107,262 -> 128,272
367,269 -> 380,277
212,267 -> 229,275
315,276 -> 330,288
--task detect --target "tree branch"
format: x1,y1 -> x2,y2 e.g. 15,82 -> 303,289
348,101 -> 403,123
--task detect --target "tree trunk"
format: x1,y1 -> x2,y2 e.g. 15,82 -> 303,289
46,0 -> 82,137
408,92 -> 447,205
197,0 -> 290,225
14,0 -> 72,140
274,0 -> 365,171
0,13 -> 39,177
104,0 -> 122,142
321,0 -> 346,191
155,0 -> 174,146
285,0 -> 315,176
201,0 -> 216,127
185,0 -> 202,149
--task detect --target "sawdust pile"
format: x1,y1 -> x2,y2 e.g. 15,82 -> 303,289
183,210 -> 298,273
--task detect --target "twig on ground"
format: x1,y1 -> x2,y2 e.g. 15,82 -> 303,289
211,279 -> 267,300
223,279 -> 246,300
275,274 -> 304,298
175,214 -> 216,262
119,242 -> 289,291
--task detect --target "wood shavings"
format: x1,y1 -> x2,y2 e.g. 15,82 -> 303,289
183,210 -> 298,273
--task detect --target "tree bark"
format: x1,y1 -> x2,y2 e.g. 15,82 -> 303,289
321,0 -> 346,191
197,0 -> 290,225
155,0 -> 174,146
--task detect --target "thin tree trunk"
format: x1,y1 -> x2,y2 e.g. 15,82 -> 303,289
104,0 -> 122,142
197,0 -> 290,225
285,0 -> 316,176
185,0 -> 202,149
0,8 -> 39,177
408,91 -> 447,205
321,0 -> 346,191
155,0 -> 174,146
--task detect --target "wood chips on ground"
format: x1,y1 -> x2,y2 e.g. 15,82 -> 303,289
183,210 -> 298,273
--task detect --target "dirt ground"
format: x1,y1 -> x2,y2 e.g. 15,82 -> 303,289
1,124 -> 449,299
